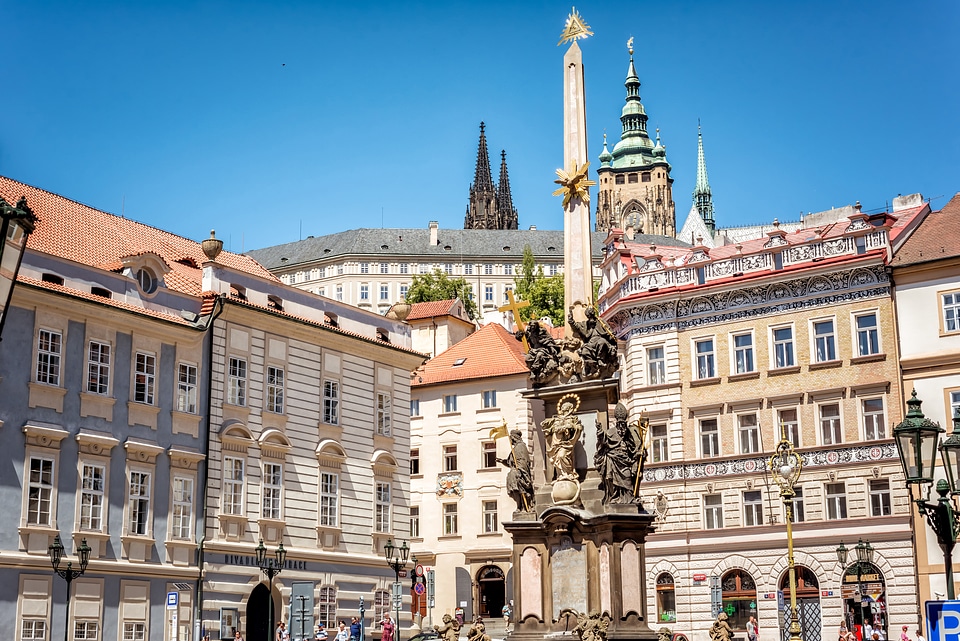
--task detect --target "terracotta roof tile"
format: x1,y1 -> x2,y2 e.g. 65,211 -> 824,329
412,322 -> 528,386
406,299 -> 461,321
890,193 -> 960,267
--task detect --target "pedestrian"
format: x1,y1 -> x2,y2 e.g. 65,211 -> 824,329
381,614 -> 395,641
234,630 -> 244,641
336,621 -> 350,641
839,623 -> 854,641
864,619 -> 875,641
455,607 -> 465,626
747,616 -> 759,641
350,617 -> 361,641
279,622 -> 291,641
502,601 -> 512,631
316,624 -> 328,641
916,628 -> 926,641
901,626 -> 911,641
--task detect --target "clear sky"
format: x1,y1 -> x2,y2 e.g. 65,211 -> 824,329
2,1 -> 957,252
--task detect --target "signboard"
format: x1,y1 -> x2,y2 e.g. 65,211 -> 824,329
166,592 -> 179,610
822,590 -> 835,597
416,564 -> 425,577
927,601 -> 960,641
399,569 -> 408,578
763,593 -> 777,600
414,583 -> 426,595
693,573 -> 707,582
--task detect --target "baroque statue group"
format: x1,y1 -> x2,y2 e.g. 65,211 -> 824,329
515,305 -> 619,386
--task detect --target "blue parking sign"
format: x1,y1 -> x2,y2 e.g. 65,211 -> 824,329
926,601 -> 960,641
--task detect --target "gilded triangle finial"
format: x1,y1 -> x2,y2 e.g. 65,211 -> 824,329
558,7 -> 593,46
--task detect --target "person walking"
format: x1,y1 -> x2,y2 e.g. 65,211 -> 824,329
916,628 -> 926,641
350,617 -> 362,641
381,614 -> 395,641
747,616 -> 759,641
502,601 -> 513,632
316,624 -> 328,641
335,621 -> 350,641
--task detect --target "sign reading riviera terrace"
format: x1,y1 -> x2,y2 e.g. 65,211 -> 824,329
222,554 -> 309,571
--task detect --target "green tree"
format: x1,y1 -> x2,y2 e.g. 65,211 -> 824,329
405,269 -> 479,320
513,246 -> 565,327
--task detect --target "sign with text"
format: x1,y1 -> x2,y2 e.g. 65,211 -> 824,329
166,592 -> 178,610
927,601 -> 960,641
693,574 -> 707,582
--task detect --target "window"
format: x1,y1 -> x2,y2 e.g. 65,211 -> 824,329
337,265 -> 344,275
743,490 -> 764,526
738,414 -> 760,454
869,479 -> 892,516
443,503 -> 458,535
21,621 -> 47,641
410,506 -> 420,538
377,393 -> 392,436
943,291 -> 960,332
380,284 -> 389,301
410,399 -> 420,417
373,589 -> 390,627
647,346 -> 666,385
482,442 -> 498,468
262,463 -> 282,519
80,463 -> 105,531
227,357 -> 247,406
418,264 -> 428,274
87,341 -> 111,394
27,456 -> 54,525
772,326 -> 795,368
380,262 -> 389,274
813,319 -> 837,362
651,424 -> 668,463
695,338 -> 715,379
400,263 -> 409,275
855,312 -> 880,356
720,570 -> 757,631
123,622 -> 146,641
482,390 -> 497,408
863,398 -> 886,440
777,408 -> 800,447
464,264 -> 474,276
700,418 -> 719,457
222,457 -> 244,515
549,264 -> 558,276
317,587 -> 337,628
483,500 -> 498,533
322,380 -> 339,424
704,494 -> 723,529
335,285 -> 343,301
615,174 -> 625,185
74,621 -> 100,640
820,403 -> 842,445
655,573 -> 677,623
177,363 -> 198,413
319,472 -> 338,527
787,487 -> 805,523
360,284 -> 369,301
136,268 -> 157,294
171,477 -> 193,539
444,445 -> 458,472
264,366 -> 284,414
375,482 -> 391,532
360,262 -> 369,274
484,263 -> 493,275
410,449 -> 420,475
128,471 -> 151,536
36,329 -> 62,385
444,263 -> 453,275
133,352 -> 156,404
825,482 -> 847,519
504,264 -> 513,276
443,394 -> 458,413
484,285 -> 494,302
400,284 -> 409,299
733,333 -> 754,373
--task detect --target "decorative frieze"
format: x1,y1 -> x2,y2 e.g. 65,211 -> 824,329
436,472 -> 464,497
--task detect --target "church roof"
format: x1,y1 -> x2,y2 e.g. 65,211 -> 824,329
890,193 -> 960,268
412,322 -> 527,387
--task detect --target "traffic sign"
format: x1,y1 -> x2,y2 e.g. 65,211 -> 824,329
415,564 -> 425,577
399,569 -> 408,578
414,583 -> 426,595
166,592 -> 179,610
927,601 -> 960,641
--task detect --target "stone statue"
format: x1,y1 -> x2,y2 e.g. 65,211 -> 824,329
497,429 -> 534,512
573,611 -> 609,641
709,613 -> 733,641
567,306 -> 618,380
466,619 -> 490,641
516,320 -> 560,384
594,403 -> 643,505
434,614 -> 460,641
658,628 -> 673,641
541,394 -> 584,482
556,336 -> 584,382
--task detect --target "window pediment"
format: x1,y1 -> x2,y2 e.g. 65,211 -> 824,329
124,439 -> 164,464
168,446 -> 205,470
23,422 -> 69,449
75,430 -> 120,456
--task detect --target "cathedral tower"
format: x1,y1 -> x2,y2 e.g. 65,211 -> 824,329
594,41 -> 675,237
692,123 -> 716,235
465,123 -> 518,229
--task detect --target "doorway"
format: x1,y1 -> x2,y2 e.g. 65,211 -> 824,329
476,565 -> 505,619
840,563 -> 887,641
778,566 -> 821,641
246,583 -> 279,641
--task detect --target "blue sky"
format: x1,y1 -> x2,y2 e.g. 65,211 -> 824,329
2,1 -> 957,252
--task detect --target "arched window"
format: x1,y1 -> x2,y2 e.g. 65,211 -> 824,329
721,569 -> 757,630
778,566 -> 819,597
317,586 -> 337,627
655,572 -> 676,623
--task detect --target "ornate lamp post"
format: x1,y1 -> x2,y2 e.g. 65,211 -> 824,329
769,428 -> 803,641
836,540 -> 875,628
48,534 -> 91,641
892,391 -> 960,599
256,538 -> 287,638
383,539 -> 410,641
0,196 -> 37,342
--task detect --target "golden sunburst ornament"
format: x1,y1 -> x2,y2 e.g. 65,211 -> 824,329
553,161 -> 597,208
558,7 -> 593,46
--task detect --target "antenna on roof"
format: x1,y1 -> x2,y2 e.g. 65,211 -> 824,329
121,194 -> 125,218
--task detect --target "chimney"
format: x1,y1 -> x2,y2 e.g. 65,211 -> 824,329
429,221 -> 439,245
529,225 -> 537,231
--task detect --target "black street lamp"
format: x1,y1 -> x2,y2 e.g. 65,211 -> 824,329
892,391 -> 960,599
836,539 -> 875,630
0,196 -> 37,342
770,428 -> 803,641
48,534 -> 91,641
256,538 -> 287,639
383,539 -> 411,641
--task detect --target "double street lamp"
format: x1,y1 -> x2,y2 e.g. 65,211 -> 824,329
48,535 -> 91,641
256,538 -> 287,639
383,539 -> 414,641
770,428 -> 804,641
836,540 -> 875,629
892,391 -> 960,599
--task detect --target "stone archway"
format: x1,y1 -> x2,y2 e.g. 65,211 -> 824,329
246,582 -> 280,641
476,565 -> 506,619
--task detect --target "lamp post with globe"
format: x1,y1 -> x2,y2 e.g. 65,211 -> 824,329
770,425 -> 804,641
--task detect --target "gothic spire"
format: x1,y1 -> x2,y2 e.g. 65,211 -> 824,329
473,121 -> 494,191
693,122 -> 716,234
465,122 -> 499,229
497,150 -> 518,230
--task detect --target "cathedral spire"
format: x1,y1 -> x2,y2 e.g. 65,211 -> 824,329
497,150 -> 519,230
465,122 -> 503,229
693,122 -> 716,234
473,121 -> 494,191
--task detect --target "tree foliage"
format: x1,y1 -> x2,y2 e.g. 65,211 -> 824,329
405,269 -> 479,320
513,245 -> 565,327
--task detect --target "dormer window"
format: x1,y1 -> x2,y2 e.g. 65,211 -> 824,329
120,251 -> 169,296
267,295 -> 283,311
136,268 -> 158,294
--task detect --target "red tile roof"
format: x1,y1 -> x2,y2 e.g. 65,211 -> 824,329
412,322 -> 528,386
0,175 -> 277,296
890,193 -> 960,267
406,299 -> 462,321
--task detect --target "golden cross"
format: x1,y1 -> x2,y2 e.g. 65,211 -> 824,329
498,290 -> 531,351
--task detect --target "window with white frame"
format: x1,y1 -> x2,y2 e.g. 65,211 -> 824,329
772,326 -> 795,368
738,414 -> 760,454
943,291 -> 960,332
504,264 -> 514,276
410,449 -> 420,475
400,263 -> 409,275
133,352 -> 156,404
484,285 -> 494,302
549,264 -> 558,276
79,463 -> 105,531
380,284 -> 389,300
703,494 -> 723,529
360,262 -> 369,274
869,479 -> 892,516
772,408 -> 799,447
443,502 -> 459,535
27,456 -> 54,526
695,338 -> 716,379
373,590 -> 389,627
380,262 -> 389,274
647,346 -> 666,385
732,333 -> 755,374
266,366 -> 284,414
177,363 -> 198,413
222,457 -> 245,515
819,403 -> 842,445
813,319 -> 837,362
484,263 -> 493,275
482,390 -> 497,408
171,477 -> 193,539
825,482 -> 847,519
743,490 -> 764,526
227,357 -> 247,406
322,380 -> 339,424
410,506 -> 420,538
855,312 -> 880,356
318,587 -> 337,628
21,620 -> 47,641
444,263 -> 453,275
261,463 -> 282,519
444,445 -> 458,472
377,393 -> 392,436
36,329 -> 62,385
418,263 -> 428,274
128,471 -> 151,536
483,500 -> 498,533
319,472 -> 339,527
123,621 -> 146,641
410,399 -> 420,417
951,390 -> 960,419
464,264 -> 474,276
360,284 -> 369,301
375,482 -> 391,532
335,284 -> 343,301
400,284 -> 409,299
651,424 -> 668,463
74,620 -> 100,640
863,398 -> 886,440
87,341 -> 111,394
482,442 -> 498,468
787,487 -> 805,522
443,394 -> 458,413
700,418 -> 720,457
